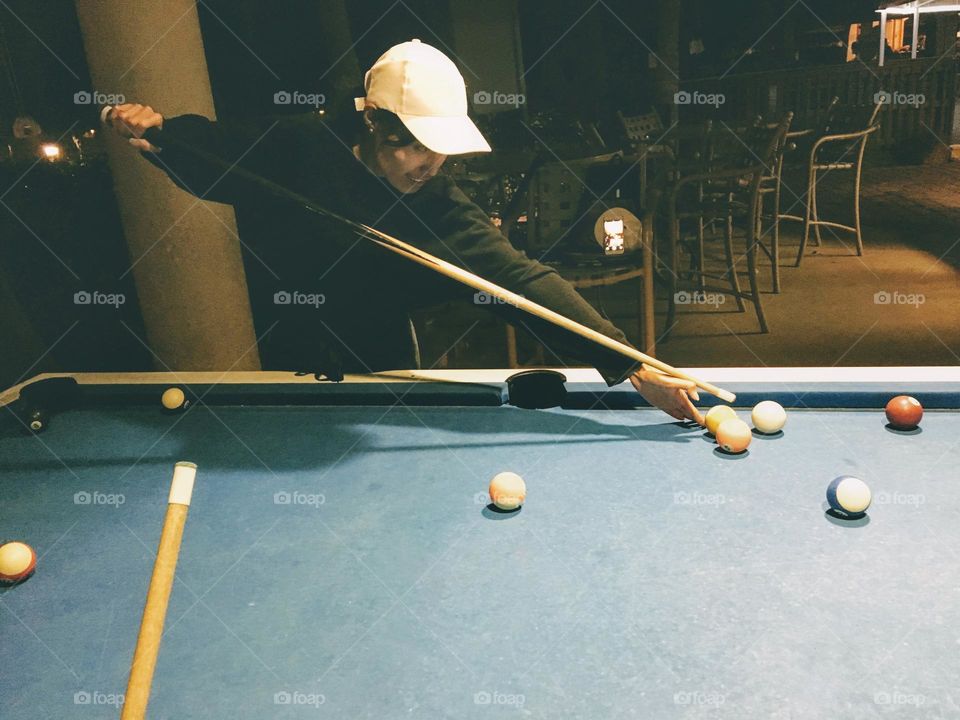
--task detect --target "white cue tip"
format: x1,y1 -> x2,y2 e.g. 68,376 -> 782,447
169,462 -> 197,506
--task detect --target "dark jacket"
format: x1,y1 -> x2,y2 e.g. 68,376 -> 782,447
142,112 -> 640,384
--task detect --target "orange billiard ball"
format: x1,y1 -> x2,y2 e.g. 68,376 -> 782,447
161,387 -> 187,411
716,418 -> 752,454
489,472 -> 526,511
0,541 -> 36,585
885,395 -> 922,430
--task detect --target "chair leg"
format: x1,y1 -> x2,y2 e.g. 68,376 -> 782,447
811,174 -> 823,247
663,216 -> 680,340
696,217 -> 706,291
853,149 -> 865,256
795,165 -> 816,267
756,199 -> 765,287
505,325 -> 518,368
772,178 -> 782,294
723,210 -> 746,312
746,217 -> 769,334
642,225 -> 656,355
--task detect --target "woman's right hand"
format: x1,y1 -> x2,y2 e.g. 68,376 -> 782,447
107,103 -> 163,152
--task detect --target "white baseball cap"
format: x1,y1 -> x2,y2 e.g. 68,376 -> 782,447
355,39 -> 491,156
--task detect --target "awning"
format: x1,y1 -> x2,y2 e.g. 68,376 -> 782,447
876,0 -> 960,65
878,0 -> 960,12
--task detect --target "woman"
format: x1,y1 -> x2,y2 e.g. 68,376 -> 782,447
107,39 -> 702,423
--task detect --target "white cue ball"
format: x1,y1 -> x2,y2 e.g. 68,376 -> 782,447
752,400 -> 786,434
489,472 -> 526,511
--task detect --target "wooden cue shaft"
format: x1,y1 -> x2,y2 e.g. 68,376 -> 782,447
121,462 -> 197,720
361,232 -> 736,403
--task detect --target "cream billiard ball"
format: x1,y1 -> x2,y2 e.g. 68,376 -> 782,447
752,401 -> 786,434
705,405 -> 737,436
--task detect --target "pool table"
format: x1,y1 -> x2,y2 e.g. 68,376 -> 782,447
1,367 -> 959,719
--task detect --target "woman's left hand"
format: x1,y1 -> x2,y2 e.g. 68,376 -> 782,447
629,364 -> 704,425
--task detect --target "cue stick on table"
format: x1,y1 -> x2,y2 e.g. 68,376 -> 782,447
121,461 -> 197,720
100,106 -> 735,404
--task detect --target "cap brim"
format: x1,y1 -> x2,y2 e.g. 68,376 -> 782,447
398,113 -> 491,155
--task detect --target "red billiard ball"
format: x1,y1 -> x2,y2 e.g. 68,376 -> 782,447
885,395 -> 923,430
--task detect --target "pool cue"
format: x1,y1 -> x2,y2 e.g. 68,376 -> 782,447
100,107 -> 735,403
121,461 -> 197,720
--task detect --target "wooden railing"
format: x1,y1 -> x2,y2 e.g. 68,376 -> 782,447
680,57 -> 958,153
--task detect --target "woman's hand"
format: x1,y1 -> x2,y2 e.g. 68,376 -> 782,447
107,103 -> 163,152
629,364 -> 704,425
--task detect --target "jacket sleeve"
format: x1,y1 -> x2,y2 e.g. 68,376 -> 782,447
414,180 -> 643,386
139,114 -> 291,206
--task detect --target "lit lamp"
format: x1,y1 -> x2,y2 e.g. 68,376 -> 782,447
593,208 -> 642,256
40,143 -> 62,161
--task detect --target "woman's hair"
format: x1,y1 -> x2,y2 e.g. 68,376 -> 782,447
367,109 -> 417,147
327,92 -> 416,147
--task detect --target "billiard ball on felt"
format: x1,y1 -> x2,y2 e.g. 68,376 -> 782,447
161,387 -> 186,411
489,472 -> 526,511
716,418 -> 751,453
826,476 -> 872,517
885,395 -> 922,430
752,400 -> 786,434
705,405 -> 737,435
0,541 -> 36,584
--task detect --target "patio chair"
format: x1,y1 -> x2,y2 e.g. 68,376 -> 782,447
794,99 -> 883,264
662,113 -> 793,338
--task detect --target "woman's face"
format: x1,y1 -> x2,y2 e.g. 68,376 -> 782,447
367,113 -> 447,193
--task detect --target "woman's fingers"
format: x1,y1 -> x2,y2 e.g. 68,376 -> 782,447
678,393 -> 705,425
110,104 -> 162,139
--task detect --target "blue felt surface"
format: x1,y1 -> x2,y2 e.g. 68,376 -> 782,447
1,402 -> 958,719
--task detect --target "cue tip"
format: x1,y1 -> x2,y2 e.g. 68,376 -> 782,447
717,389 -> 737,403
170,463 -> 197,506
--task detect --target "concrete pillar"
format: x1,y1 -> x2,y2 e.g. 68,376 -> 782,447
74,0 -> 260,371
